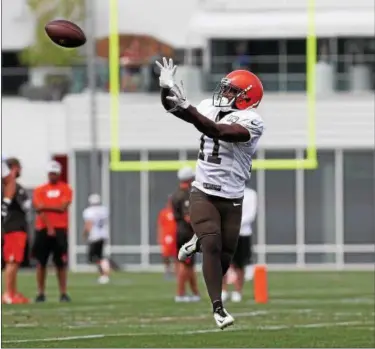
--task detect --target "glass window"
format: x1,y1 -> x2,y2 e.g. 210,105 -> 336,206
343,151 -> 375,244
265,151 -> 296,245
286,39 -> 306,91
110,152 -> 141,245
149,253 -> 163,265
305,253 -> 336,264
304,151 -> 336,244
337,37 -> 375,91
148,151 -> 180,245
344,253 -> 375,264
266,254 -> 296,264
210,39 -> 280,91
110,254 -> 141,265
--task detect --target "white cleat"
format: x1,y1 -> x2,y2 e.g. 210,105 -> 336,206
231,291 -> 242,303
174,295 -> 191,303
178,234 -> 199,262
189,295 -> 201,302
98,275 -> 110,284
214,308 -> 234,330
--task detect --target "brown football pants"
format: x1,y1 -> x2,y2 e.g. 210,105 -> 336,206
189,187 -> 243,306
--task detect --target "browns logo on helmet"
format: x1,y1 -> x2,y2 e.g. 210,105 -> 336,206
213,70 -> 264,111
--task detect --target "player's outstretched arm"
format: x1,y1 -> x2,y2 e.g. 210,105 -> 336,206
160,88 -> 195,123
163,94 -> 251,143
183,106 -> 250,143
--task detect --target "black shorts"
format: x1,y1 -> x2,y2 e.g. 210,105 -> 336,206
32,228 -> 68,268
232,235 -> 252,269
88,239 -> 105,263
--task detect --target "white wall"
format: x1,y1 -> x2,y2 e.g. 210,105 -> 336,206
2,93 -> 374,187
201,0 -> 374,11
2,99 -> 67,187
2,0 -> 35,50
64,92 -> 375,150
2,0 -> 200,50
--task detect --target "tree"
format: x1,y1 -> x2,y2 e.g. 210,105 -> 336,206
19,0 -> 85,66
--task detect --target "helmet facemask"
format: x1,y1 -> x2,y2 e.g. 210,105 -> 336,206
213,78 -> 242,111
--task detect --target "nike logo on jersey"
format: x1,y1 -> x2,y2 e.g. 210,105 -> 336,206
233,203 -> 241,206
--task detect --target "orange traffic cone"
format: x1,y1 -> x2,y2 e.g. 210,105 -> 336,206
253,264 -> 268,304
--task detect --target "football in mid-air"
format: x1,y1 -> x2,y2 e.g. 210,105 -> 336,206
45,19 -> 86,48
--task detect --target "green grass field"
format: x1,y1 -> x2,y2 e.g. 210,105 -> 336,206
2,271 -> 374,348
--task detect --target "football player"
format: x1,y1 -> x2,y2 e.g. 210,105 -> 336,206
222,186 -> 258,303
156,58 -> 264,329
2,157 -> 17,222
2,158 -> 31,304
171,167 -> 200,303
83,194 -> 110,284
157,195 -> 177,279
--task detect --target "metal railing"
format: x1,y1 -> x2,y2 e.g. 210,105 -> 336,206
2,52 -> 374,96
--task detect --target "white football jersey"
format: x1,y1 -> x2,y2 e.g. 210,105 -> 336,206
192,99 -> 264,199
239,188 -> 258,236
82,205 -> 109,242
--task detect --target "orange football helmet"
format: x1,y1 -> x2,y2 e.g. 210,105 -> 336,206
213,70 -> 264,110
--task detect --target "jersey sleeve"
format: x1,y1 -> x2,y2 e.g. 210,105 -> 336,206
239,117 -> 264,140
2,161 -> 10,178
82,208 -> 92,221
196,99 -> 213,115
103,206 -> 109,220
232,111 -> 264,141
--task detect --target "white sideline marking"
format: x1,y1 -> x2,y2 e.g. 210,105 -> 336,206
3,321 -> 371,344
257,321 -> 372,331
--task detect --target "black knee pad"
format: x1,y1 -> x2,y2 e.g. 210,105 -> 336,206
199,233 -> 222,256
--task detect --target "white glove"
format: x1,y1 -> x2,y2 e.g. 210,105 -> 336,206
166,82 -> 190,110
155,57 -> 177,89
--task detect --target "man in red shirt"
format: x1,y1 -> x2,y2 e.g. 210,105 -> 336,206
157,196 -> 177,279
32,161 -> 73,302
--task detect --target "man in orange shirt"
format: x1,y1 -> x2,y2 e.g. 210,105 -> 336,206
157,196 -> 177,279
32,161 -> 73,303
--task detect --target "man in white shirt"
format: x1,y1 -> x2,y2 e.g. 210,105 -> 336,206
82,194 -> 110,284
222,186 -> 257,303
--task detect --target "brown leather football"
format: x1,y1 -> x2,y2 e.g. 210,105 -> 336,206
45,19 -> 86,48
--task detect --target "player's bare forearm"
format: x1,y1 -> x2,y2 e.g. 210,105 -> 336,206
185,106 -> 251,143
160,88 -> 194,123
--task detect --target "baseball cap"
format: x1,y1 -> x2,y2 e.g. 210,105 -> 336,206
177,166 -> 195,181
88,193 -> 101,205
47,160 -> 62,174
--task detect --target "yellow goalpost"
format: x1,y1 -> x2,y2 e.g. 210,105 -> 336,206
108,0 -> 318,172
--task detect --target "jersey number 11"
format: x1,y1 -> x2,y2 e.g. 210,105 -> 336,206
198,135 -> 222,164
